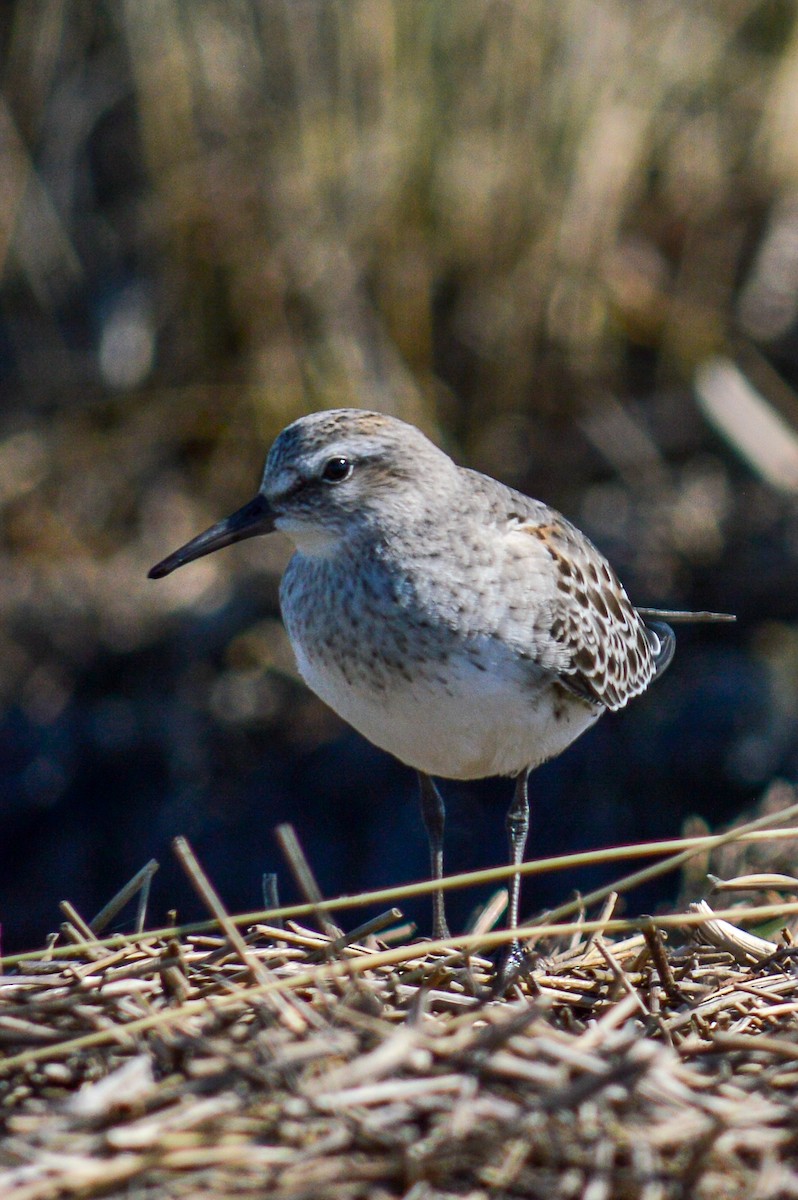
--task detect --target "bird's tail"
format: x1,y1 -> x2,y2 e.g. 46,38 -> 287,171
643,620 -> 676,679
638,608 -> 735,682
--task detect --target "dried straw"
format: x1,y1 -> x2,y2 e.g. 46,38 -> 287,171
4,827 -> 798,1198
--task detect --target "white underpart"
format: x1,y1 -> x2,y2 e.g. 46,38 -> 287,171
291,633 -> 600,780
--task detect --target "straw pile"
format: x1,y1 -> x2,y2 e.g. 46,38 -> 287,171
4,821 -> 798,1198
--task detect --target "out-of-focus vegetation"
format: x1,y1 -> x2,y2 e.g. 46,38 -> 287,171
3,0 -> 798,949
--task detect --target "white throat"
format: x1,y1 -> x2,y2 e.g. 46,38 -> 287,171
274,513 -> 343,558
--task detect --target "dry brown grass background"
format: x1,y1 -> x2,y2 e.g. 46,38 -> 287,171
5,0 -> 798,656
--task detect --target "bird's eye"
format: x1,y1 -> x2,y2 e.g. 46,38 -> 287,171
321,457 -> 352,483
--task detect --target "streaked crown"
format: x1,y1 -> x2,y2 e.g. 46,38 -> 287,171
261,409 -> 457,544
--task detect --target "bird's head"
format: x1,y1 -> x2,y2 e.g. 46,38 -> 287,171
148,408 -> 455,577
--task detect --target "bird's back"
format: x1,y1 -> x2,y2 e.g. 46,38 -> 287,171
447,467 -> 669,712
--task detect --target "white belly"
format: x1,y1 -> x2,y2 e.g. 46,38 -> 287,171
292,637 -> 600,780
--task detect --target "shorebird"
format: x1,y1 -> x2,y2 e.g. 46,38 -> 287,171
150,409 -> 731,946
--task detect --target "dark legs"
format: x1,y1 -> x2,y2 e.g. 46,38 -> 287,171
505,768 -> 531,941
417,768 -> 531,950
417,771 -> 451,940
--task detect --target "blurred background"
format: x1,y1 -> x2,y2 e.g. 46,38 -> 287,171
3,0 -> 798,952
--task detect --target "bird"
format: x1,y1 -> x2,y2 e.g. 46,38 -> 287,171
149,408 -> 731,948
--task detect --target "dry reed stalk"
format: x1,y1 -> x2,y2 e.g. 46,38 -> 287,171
3,875 -> 798,1198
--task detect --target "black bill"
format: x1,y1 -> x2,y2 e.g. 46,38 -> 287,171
148,493 -> 276,579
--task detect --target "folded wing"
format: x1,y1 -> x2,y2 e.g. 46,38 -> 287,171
514,516 -> 673,711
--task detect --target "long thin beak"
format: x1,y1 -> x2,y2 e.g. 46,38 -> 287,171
148,494 -> 276,579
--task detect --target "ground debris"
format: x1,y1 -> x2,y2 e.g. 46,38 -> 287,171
3,907 -> 798,1199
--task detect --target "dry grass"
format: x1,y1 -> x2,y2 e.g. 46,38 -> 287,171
2,0 -> 795,653
5,808 -> 798,1199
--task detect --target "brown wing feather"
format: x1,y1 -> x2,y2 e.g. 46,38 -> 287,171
519,518 -> 657,711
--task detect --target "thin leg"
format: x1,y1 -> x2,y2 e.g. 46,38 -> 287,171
417,771 -> 451,940
505,768 -> 531,937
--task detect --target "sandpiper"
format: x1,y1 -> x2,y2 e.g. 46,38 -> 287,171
149,409 -> 729,945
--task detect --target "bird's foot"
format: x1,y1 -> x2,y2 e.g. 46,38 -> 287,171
432,915 -> 452,942
492,938 -> 534,997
